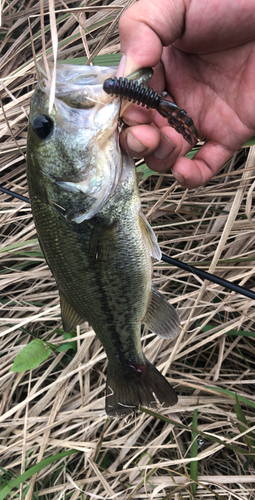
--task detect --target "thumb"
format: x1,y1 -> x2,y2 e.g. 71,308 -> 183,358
118,0 -> 186,76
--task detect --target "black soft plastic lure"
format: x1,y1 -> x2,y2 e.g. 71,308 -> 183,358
103,75 -> 200,146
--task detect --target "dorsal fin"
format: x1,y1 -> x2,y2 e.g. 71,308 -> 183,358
139,211 -> 161,260
60,290 -> 85,333
143,286 -> 180,339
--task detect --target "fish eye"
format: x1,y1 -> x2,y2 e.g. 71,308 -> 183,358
32,115 -> 53,139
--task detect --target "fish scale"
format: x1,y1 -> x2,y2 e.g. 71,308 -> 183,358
27,62 -> 181,416
30,163 -> 150,361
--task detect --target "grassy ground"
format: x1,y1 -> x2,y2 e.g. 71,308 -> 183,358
1,1 -> 255,498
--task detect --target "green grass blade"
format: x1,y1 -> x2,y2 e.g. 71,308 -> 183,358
140,407 -> 255,457
63,53 -> 121,67
136,162 -> 157,179
206,387 -> 255,410
235,394 -> 255,456
190,409 -> 198,497
243,136 -> 255,146
0,239 -> 38,253
0,450 -> 77,500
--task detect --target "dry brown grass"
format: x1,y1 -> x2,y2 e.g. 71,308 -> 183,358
1,1 -> 255,499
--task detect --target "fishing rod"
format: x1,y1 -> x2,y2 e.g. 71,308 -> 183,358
161,254 -> 255,300
1,185 -> 255,301
0,185 -> 30,203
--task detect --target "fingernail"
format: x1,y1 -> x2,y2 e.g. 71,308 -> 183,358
123,118 -> 139,126
153,133 -> 175,160
117,55 -> 126,78
126,132 -> 147,154
172,170 -> 185,183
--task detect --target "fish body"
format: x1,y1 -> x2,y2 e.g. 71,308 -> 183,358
27,63 -> 180,416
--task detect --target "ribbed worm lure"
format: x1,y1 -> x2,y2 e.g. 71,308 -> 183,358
103,73 -> 200,146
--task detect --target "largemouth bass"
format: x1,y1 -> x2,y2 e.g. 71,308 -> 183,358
27,62 -> 180,417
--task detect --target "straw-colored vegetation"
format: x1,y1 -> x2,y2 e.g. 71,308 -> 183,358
1,1 -> 255,498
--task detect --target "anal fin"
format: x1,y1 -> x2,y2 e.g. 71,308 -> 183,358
60,290 -> 85,333
143,286 -> 180,339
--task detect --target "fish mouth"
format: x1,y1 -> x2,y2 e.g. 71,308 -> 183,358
37,60 -> 119,109
37,60 -> 118,86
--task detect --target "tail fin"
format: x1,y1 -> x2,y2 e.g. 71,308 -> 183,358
106,358 -> 177,417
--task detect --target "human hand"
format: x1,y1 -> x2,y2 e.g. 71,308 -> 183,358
118,0 -> 255,188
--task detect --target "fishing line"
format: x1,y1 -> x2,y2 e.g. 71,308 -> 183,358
2,185 -> 255,301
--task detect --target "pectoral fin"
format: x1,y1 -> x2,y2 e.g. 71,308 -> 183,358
56,179 -> 89,194
139,211 -> 161,260
143,286 -> 180,339
60,290 -> 85,333
136,171 -> 144,183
